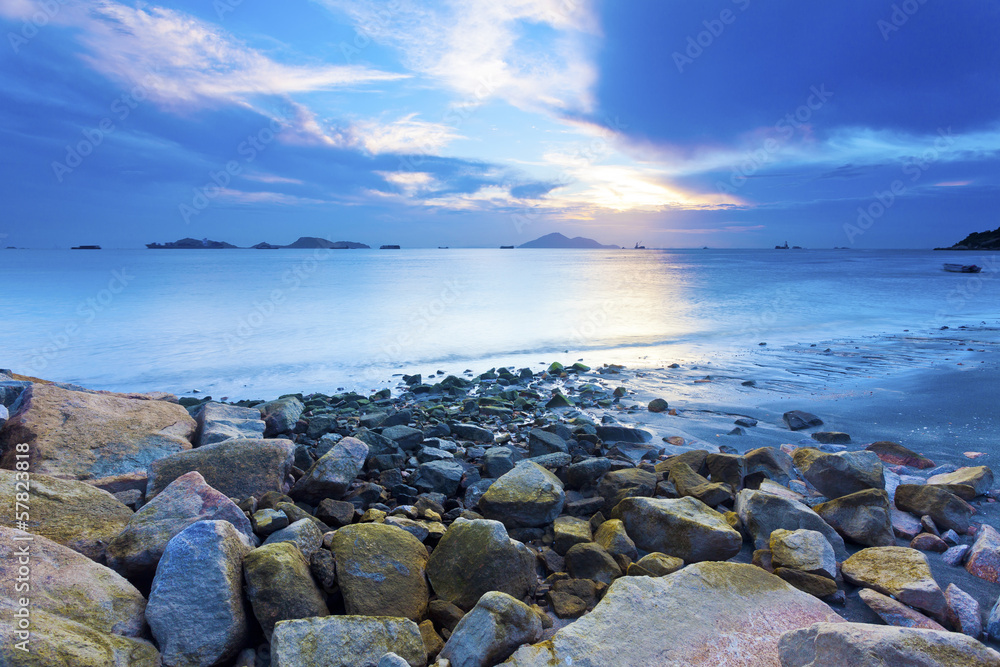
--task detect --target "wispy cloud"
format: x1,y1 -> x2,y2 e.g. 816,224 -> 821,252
332,114 -> 463,155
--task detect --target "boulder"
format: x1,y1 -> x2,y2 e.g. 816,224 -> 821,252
792,448 -> 884,499
858,588 -> 945,630
504,562 -> 844,666
146,520 -> 254,667
0,383 -> 195,480
0,468 -> 132,562
565,542 -> 622,584
611,496 -> 742,562
243,541 -> 329,639
330,523 -> 430,621
382,425 -> 424,452
928,466 -> 994,497
527,428 -> 568,457
594,518 -> 638,561
0,526 -> 155,665
426,518 -> 536,610
108,471 -> 254,577
668,461 -> 734,507
553,515 -> 593,556
411,459 -> 465,496
257,396 -> 305,437
769,529 -> 837,579
774,568 -> 838,599
633,552 -> 684,576
895,484 -> 973,534
439,592 -> 543,667
736,489 -> 848,560
290,436 -> 368,503
270,616 -> 427,667
966,524 -> 1000,583
263,518 -> 324,560
195,402 -> 265,446
146,437 -> 295,501
813,488 -> 894,547
597,467 -> 657,512
841,547 -> 947,622
482,446 -> 517,478
778,622 -> 1000,666
811,431 -> 851,445
595,425 -> 652,443
451,423 -> 495,444
944,584 -> 981,638
479,462 -> 565,529
865,441 -> 936,469
783,410 -> 823,431
744,447 -> 795,487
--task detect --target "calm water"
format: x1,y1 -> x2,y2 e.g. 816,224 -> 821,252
2,248 -> 997,398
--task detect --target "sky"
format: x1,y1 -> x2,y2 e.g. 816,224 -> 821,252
1,0 -> 998,249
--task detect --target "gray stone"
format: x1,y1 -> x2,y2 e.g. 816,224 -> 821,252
792,448 -> 884,499
813,488 -> 895,547
966,524 -> 1000,583
527,428 -> 568,457
439,591 -> 543,667
290,436 -> 368,503
593,518 -> 638,561
251,508 -> 289,536
553,515 -> 593,556
612,496 -> 742,562
263,518 -> 324,560
270,616 -> 427,667
736,489 -> 848,560
412,460 -> 465,496
416,446 -> 453,463
895,484 -> 974,534
196,402 -> 266,446
783,410 -> 823,430
147,520 -> 254,667
842,547 -> 947,622
479,462 -> 565,529
770,529 -> 837,579
566,457 -> 612,489
565,542 -> 622,584
597,467 -> 657,512
595,425 -> 652,443
258,396 -> 305,437
945,583 -> 981,638
382,425 -> 425,451
243,541 -> 329,639
451,423 -> 495,444
928,466 -> 995,497
482,446 -> 518,478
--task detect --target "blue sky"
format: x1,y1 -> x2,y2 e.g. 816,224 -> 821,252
1,0 -> 998,248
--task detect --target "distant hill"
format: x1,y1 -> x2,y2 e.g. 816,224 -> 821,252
146,238 -> 237,249
936,227 -> 1000,250
283,237 -> 370,249
519,232 -> 620,249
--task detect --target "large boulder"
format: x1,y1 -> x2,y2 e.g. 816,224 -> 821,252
865,441 -> 936,469
107,471 -> 254,577
596,467 -> 657,512
778,622 -> 1000,666
668,461 -> 734,507
330,523 -> 430,621
928,466 -> 994,497
426,518 -> 536,610
195,402 -> 265,446
146,520 -> 254,667
593,518 -> 638,561
290,436 -> 368,503
966,524 -> 1000,584
504,562 -> 844,666
895,484 -> 973,534
0,526 -> 157,666
611,496 -> 742,562
769,529 -> 837,579
792,448 -> 884,499
479,462 -> 565,529
439,592 -> 543,667
0,383 -> 195,480
841,547 -> 947,622
0,468 -> 132,562
858,588 -> 944,630
258,396 -> 305,437
527,428 -> 568,457
565,542 -> 622,584
263,518 -> 324,560
736,489 -> 848,560
243,541 -> 329,639
271,616 -> 427,667
146,437 -> 295,501
813,488 -> 895,547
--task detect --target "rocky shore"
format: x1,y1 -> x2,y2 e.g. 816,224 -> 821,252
2,362 -> 1000,666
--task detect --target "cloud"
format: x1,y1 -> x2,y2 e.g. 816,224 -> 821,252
332,114 -> 463,155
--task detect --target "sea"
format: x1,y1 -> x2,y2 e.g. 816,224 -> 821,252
2,248 -> 998,400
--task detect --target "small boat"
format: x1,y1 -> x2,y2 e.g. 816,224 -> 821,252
71,245 -> 101,250
634,241 -> 646,249
500,245 -> 514,249
438,246 -> 449,249
379,244 -> 401,250
775,242 -> 789,249
944,263 -> 982,273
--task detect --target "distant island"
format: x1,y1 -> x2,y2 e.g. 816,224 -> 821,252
146,237 -> 370,249
519,232 -> 620,249
935,226 -> 1000,250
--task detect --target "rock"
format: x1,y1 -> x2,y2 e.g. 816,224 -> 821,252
310,550 -> 337,593
252,508 -> 289,536
774,568 -> 839,598
505,562 -> 844,666
783,410 -> 823,431
380,653 -> 412,667
258,396 -> 305,437
595,425 -> 652,444
911,532 -> 949,552
813,488 -> 895,547
548,590 -> 588,618
611,496 -> 742,562
412,460 -> 465,496
382,425 -> 425,452
744,446 -> 795,487
597,468 -> 657,512
594,518 -> 638,561
811,431 -> 851,444
451,423 -> 495,444
527,428 -> 568,457
195,402 -> 265,446
270,616 -> 427,667
705,452 -> 747,489
428,599 -> 466,634
988,596 -> 1000,641
0,468 -> 132,562
928,466 -> 994,497
418,620 -> 445,659
108,471 -> 254,577
482,446 -> 517,478
735,489 -> 848,560
553,515 -> 592,556
892,507 -> 923,539
841,547 -> 947,622
263,518 -> 324,560
290,436 -> 368,503
0,383 -> 195,480
668,461 -> 734,507
792,448 -> 884,499
865,441 -> 936,469
243,541 -> 329,639
769,529 -> 837,579
146,437 -> 295,501
439,591 -> 543,667
945,584 -> 982,638
416,446 -> 453,463
316,498 -> 356,528
966,524 -> 1000,583
943,544 -> 970,566
479,462 -> 565,529
426,518 -> 535,610
0,526 -> 156,665
634,552 -> 684,576
895,484 -> 973,534
565,542 -> 622,584
330,523 -> 429,621
859,588 -> 945,630
647,398 -> 669,413
778,622 -> 1000,666
147,520 -> 254,667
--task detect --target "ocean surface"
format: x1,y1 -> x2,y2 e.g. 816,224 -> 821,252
2,248 -> 998,399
